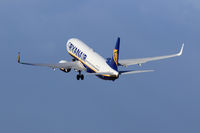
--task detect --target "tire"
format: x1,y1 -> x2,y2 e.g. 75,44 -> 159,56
81,75 -> 84,80
76,75 -> 80,80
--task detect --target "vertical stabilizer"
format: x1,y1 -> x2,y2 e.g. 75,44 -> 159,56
110,37 -> 120,71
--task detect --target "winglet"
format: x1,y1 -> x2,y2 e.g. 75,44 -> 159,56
177,43 -> 184,56
17,52 -> 21,63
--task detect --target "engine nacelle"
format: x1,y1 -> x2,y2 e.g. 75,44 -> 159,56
59,60 -> 68,63
59,60 -> 71,73
60,68 -> 71,73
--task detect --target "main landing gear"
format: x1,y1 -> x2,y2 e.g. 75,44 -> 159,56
76,70 -> 84,80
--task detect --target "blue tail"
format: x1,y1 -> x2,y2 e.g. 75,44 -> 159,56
110,37 -> 120,71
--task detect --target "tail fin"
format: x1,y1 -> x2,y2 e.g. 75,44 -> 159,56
110,37 -> 120,71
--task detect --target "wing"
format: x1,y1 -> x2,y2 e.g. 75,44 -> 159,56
17,52 -> 85,70
119,44 -> 184,67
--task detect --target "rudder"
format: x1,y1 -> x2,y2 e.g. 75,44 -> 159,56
110,37 -> 120,71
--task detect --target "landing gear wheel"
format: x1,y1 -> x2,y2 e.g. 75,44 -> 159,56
76,75 -> 80,80
80,74 -> 84,80
76,71 -> 84,80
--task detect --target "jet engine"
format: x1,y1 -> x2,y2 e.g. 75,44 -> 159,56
60,68 -> 71,73
59,60 -> 71,73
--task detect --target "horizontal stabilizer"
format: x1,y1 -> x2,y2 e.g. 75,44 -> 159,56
87,72 -> 114,76
119,70 -> 154,75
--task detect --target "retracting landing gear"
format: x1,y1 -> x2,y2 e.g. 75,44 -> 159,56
76,75 -> 84,80
76,70 -> 84,80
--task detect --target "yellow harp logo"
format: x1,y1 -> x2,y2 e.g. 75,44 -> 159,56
113,49 -> 118,65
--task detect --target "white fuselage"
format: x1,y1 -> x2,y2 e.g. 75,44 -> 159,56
66,38 -> 118,78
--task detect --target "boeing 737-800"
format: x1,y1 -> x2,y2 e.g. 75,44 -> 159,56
18,38 -> 184,80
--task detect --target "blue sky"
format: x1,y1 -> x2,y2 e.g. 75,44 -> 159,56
0,0 -> 200,133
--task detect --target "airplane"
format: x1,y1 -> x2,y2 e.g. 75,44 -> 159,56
18,37 -> 184,81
